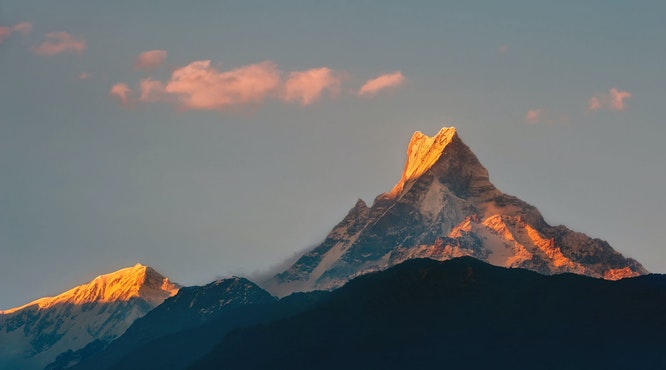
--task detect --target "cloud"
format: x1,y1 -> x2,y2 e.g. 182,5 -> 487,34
110,59 -> 406,112
0,27 -> 10,43
134,49 -> 168,70
0,22 -> 32,44
138,78 -> 165,102
109,83 -> 132,106
587,88 -> 632,112
77,72 -> 91,80
12,22 -> 32,35
608,88 -> 632,111
163,60 -> 281,111
281,67 -> 341,106
33,31 -> 86,56
499,45 -> 509,54
358,71 -> 405,97
587,96 -> 602,111
524,109 -> 542,124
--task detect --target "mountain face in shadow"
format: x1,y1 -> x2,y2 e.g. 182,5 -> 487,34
104,291 -> 330,370
269,127 -> 645,295
194,257 -> 666,370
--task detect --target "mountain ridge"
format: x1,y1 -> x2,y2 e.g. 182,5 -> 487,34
193,257 -> 666,370
269,126 -> 646,295
2,264 -> 178,314
63,276 -> 277,370
0,264 -> 179,370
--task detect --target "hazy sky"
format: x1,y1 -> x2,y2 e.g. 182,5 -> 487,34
1,1 -> 665,309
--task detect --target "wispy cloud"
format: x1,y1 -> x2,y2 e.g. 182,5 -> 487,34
524,109 -> 541,124
358,71 -> 405,97
138,78 -> 165,103
0,22 -> 32,44
499,45 -> 509,54
163,60 -> 281,111
111,58 -> 406,111
0,27 -> 11,43
281,67 -> 341,106
12,22 -> 32,35
587,88 -> 632,112
134,49 -> 167,70
109,83 -> 133,106
608,88 -> 632,111
114,60 -> 343,111
587,97 -> 602,111
33,31 -> 86,56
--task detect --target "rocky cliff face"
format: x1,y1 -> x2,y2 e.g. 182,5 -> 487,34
269,127 -> 646,294
0,264 -> 179,370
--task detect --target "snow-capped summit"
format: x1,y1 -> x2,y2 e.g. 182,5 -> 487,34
269,126 -> 646,295
0,264 -> 179,370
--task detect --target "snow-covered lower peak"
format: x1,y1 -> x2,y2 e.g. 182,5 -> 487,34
0,264 -> 179,370
4,263 -> 178,314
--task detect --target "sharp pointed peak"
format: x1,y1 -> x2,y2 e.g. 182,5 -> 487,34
389,126 -> 460,196
410,126 -> 457,141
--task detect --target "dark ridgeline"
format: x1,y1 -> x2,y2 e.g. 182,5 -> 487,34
53,257 -> 666,370
192,258 -> 666,370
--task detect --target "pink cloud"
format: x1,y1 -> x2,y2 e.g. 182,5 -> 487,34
77,72 -> 91,80
358,71 -> 405,97
281,67 -> 341,106
499,45 -> 509,54
33,31 -> 86,56
134,49 -> 168,70
587,97 -> 602,111
524,109 -> 542,124
109,83 -> 132,106
138,78 -> 165,102
12,22 -> 32,35
0,27 -> 10,44
609,88 -> 632,111
587,88 -> 632,112
0,22 -> 32,44
164,60 -> 281,111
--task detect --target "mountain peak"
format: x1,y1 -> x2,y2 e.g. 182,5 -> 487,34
389,126 -> 462,197
4,264 -> 179,314
271,126 -> 646,294
0,265 -> 180,369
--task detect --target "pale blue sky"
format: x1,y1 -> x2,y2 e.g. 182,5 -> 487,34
1,1 -> 665,309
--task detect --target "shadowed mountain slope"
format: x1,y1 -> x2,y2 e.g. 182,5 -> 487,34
196,257 -> 666,370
